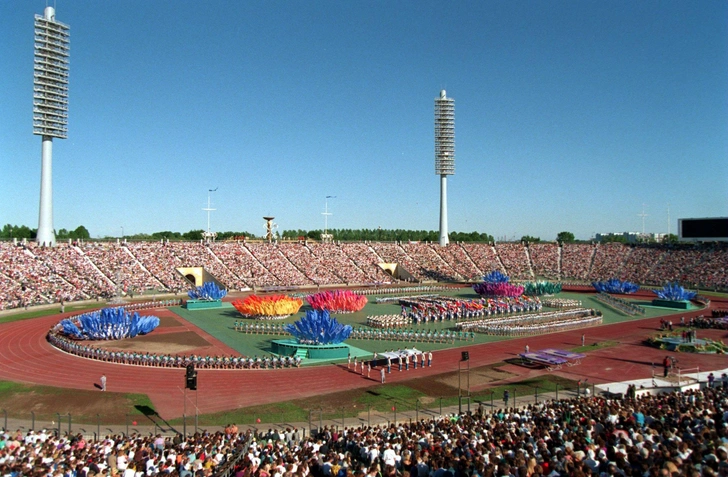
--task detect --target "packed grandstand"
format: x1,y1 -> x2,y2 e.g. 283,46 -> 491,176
1,240 -> 726,311
2,385 -> 728,477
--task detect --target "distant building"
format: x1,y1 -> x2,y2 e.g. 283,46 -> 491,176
595,232 -> 666,243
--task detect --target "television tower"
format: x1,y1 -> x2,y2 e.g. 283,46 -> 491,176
33,6 -> 70,246
434,90 -> 455,246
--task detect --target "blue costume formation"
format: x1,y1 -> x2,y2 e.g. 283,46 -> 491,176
59,307 -> 160,340
284,309 -> 352,345
653,282 -> 697,301
592,278 -> 640,294
188,281 -> 227,301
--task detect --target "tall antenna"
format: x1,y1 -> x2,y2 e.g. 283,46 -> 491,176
203,188 -> 217,241
33,5 -> 70,246
667,203 -> 671,236
434,90 -> 455,247
637,203 -> 649,234
322,196 -> 335,243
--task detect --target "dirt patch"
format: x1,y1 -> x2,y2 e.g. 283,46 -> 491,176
158,316 -> 183,327
88,331 -> 211,354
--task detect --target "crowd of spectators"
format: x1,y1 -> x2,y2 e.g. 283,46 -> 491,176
307,243 -> 373,285
0,425 -> 249,476
79,243 -> 163,296
370,243 -> 428,282
338,243 -> 393,284
165,243 -> 244,291
430,243 -> 482,281
278,244 -> 342,286
618,248 -> 664,286
527,243 -> 560,280
682,247 -> 728,289
645,248 -> 702,286
125,242 -> 193,292
2,240 -> 727,311
16,382 -> 719,477
587,243 -> 631,282
495,243 -> 533,280
0,242 -> 111,311
244,244 -> 313,288
559,244 -> 594,281
400,243 -> 459,282
459,244 -> 502,277
209,242 -> 280,289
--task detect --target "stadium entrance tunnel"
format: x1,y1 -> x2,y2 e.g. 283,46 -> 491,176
378,263 -> 415,281
176,267 -> 226,289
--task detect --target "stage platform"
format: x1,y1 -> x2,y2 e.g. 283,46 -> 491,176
653,336 -> 712,352
271,339 -> 350,359
185,299 -> 224,310
651,299 -> 692,310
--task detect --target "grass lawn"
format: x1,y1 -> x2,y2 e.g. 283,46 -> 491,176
170,371 -> 582,427
0,302 -> 103,324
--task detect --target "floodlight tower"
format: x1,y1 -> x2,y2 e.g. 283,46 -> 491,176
33,6 -> 70,246
434,90 -> 455,246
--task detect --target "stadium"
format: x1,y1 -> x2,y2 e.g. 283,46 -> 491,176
2,3 -> 727,477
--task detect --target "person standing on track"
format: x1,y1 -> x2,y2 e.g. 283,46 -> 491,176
100,374 -> 107,391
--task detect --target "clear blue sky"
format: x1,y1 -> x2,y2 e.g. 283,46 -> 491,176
2,1 -> 726,240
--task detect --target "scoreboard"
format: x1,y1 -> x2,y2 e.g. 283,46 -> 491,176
678,217 -> 728,242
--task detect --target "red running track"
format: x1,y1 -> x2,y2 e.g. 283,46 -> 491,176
0,299 -> 725,419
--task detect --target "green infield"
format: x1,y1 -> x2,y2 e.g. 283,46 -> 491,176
169,289 -> 692,363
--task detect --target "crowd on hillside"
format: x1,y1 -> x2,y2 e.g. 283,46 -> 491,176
1,240 -> 726,310
3,384 -> 728,477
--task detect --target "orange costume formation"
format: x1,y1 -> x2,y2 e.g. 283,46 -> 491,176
232,294 -> 303,318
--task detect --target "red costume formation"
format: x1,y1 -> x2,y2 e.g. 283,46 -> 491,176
473,282 -> 525,298
232,294 -> 302,318
306,289 -> 368,313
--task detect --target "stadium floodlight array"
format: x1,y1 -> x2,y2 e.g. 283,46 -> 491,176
33,6 -> 70,246
435,90 -> 455,246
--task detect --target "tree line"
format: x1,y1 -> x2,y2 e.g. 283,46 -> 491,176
280,228 -> 495,243
1,224 -> 90,240
5,223 -> 674,244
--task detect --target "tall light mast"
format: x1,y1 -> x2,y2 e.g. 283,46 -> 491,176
33,6 -> 70,246
321,195 -> 335,243
202,188 -> 217,241
434,90 -> 455,246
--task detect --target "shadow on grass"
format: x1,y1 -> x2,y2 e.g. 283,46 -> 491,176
134,405 -> 179,434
